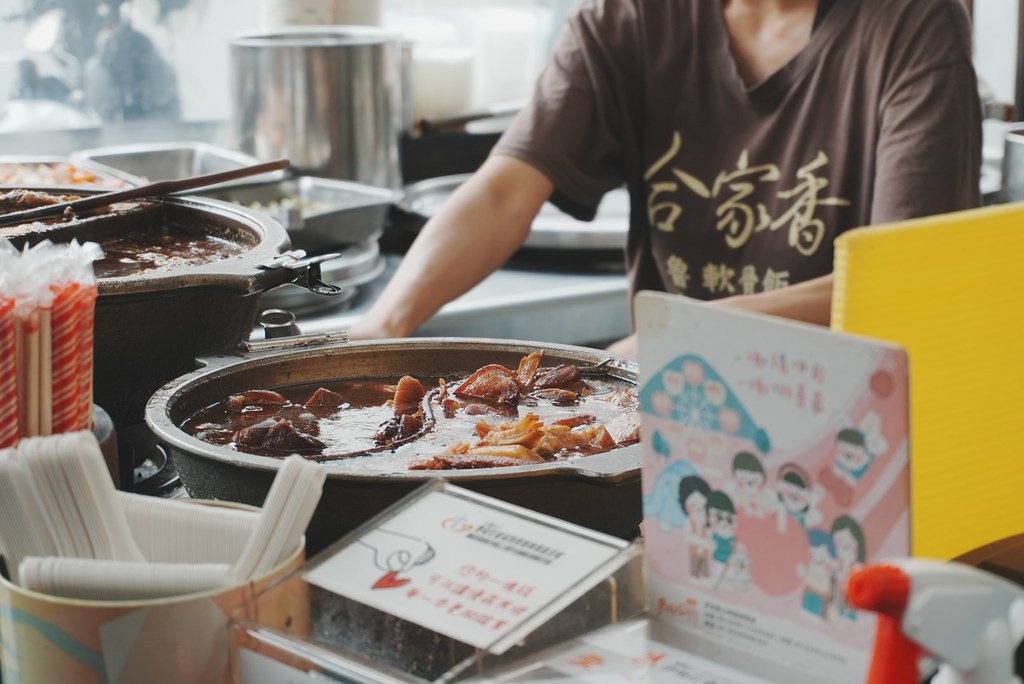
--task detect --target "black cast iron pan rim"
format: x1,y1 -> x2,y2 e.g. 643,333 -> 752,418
144,337 -> 642,484
1,186 -> 292,296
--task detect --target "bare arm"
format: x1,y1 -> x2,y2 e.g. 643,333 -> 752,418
716,273 -> 832,326
607,275 -> 832,358
349,156 -> 554,339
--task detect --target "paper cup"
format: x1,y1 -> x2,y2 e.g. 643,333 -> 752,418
0,501 -> 306,684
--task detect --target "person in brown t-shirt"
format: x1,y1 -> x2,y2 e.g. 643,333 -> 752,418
350,0 -> 981,356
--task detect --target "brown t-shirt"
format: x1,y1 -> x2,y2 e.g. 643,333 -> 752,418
493,0 -> 981,300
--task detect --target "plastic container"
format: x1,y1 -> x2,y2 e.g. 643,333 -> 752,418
0,503 -> 305,684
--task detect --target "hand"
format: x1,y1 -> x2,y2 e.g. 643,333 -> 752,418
606,333 -> 637,359
346,316 -> 401,341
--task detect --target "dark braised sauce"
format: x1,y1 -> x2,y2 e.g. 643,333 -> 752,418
95,231 -> 244,278
181,363 -> 639,471
0,188 -> 245,278
0,190 -> 245,277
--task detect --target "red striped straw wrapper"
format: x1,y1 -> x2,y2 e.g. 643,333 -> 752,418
14,310 -> 41,439
75,284 -> 98,431
50,283 -> 81,434
38,304 -> 53,436
0,297 -> 17,448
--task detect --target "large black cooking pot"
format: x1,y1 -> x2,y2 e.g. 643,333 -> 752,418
0,189 -> 338,428
145,338 -> 641,552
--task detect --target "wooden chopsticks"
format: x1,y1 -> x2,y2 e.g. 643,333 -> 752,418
0,158 -> 290,228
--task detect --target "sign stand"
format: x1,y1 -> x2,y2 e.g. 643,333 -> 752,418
466,618 -> 769,683
231,480 -> 645,683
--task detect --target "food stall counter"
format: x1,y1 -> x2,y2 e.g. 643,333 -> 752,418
275,255 -> 631,347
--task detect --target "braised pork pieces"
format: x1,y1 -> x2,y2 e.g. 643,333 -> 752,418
182,351 -> 639,470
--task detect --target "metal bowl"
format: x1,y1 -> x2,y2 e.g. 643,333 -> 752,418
146,337 -> 641,551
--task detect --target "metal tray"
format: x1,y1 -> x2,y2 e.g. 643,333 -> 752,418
70,141 -> 285,189
400,174 -> 629,251
0,155 -> 137,189
199,176 -> 397,252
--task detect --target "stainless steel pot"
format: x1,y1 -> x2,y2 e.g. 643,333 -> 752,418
230,27 -> 403,189
146,338 -> 641,552
1002,125 -> 1024,202
1,190 -> 340,427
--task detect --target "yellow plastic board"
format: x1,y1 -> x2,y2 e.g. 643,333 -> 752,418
832,202 -> 1024,559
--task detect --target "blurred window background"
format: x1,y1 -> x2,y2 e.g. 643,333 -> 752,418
0,0 -> 581,134
0,0 -> 1014,137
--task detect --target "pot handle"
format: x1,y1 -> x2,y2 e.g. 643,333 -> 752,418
191,330 -> 350,370
241,331 -> 350,354
192,327 -> 352,370
256,251 -> 346,295
258,309 -> 302,339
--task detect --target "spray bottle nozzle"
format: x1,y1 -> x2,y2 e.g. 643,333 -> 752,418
848,564 -> 911,616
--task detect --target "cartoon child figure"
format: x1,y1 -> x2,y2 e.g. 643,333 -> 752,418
719,542 -> 752,592
707,490 -> 738,587
775,463 -> 824,533
797,529 -> 837,621
726,451 -> 772,518
834,429 -> 873,486
821,412 -> 889,506
678,475 -> 713,580
831,515 -> 867,620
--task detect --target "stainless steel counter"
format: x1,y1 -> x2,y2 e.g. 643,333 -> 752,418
282,256 -> 631,347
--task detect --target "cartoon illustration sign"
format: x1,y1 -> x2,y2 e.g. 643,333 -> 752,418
304,485 -> 627,653
637,292 -> 910,684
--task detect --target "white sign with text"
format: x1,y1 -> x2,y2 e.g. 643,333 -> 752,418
304,487 -> 625,653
